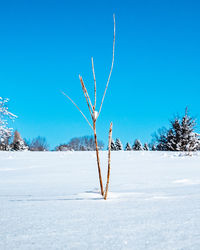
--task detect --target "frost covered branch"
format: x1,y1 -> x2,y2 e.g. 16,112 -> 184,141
0,97 -> 17,150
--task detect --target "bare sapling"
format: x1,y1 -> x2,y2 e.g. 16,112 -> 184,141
62,14 -> 116,198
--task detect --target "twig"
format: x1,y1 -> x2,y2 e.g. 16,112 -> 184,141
104,122 -> 113,200
79,76 -> 93,116
98,14 -> 115,119
61,91 -> 93,130
91,57 -> 96,111
93,120 -> 104,196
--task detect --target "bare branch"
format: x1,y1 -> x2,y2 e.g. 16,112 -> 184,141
91,57 -> 96,111
97,14 -> 115,119
79,75 -> 94,117
61,91 -> 93,130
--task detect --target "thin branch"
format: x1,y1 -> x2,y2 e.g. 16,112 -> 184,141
61,91 -> 93,130
91,57 -> 96,111
79,75 -> 93,117
97,14 -> 115,119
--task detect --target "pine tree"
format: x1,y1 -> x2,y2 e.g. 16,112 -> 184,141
132,139 -> 143,151
11,130 -> 28,151
111,139 -> 116,151
143,143 -> 149,151
115,138 -> 123,150
156,108 -> 200,151
151,145 -> 156,151
125,142 -> 131,151
180,109 -> 200,151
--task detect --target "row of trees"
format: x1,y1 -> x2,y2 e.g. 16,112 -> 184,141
4,130 -> 49,152
1,97 -> 199,152
110,108 -> 200,152
110,138 -> 150,151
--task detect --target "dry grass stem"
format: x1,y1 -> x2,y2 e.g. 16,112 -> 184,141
91,57 -> 97,111
61,91 -> 93,129
62,14 -> 116,199
97,14 -> 115,119
104,122 -> 113,200
79,76 -> 93,116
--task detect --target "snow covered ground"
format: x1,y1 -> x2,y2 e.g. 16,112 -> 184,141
0,151 -> 200,250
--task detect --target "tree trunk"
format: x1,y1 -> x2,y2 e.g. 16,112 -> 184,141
93,121 -> 104,196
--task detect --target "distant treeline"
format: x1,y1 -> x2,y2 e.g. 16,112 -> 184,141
55,108 -> 200,152
0,96 -> 199,152
55,136 -> 104,151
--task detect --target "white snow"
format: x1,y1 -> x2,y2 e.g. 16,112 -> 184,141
0,151 -> 200,250
94,111 -> 98,120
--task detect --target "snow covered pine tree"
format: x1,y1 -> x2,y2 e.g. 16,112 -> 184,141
125,142 -> 131,151
111,139 -> 116,151
132,139 -> 143,151
143,143 -> 149,151
115,138 -> 123,150
156,108 -> 200,151
0,97 -> 17,150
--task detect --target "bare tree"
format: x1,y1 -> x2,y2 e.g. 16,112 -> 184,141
55,136 -> 104,151
62,15 -> 116,199
29,136 -> 49,151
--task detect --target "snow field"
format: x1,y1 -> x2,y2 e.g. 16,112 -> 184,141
0,151 -> 200,250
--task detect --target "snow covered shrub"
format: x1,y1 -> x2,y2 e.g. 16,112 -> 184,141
11,130 -> 28,151
132,139 -> 143,151
143,143 -> 149,151
151,145 -> 157,151
156,108 -> 200,151
115,138 -> 123,150
0,97 -> 17,151
55,144 -> 73,151
125,142 -> 131,151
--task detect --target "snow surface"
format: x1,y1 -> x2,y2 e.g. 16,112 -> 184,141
0,151 -> 200,250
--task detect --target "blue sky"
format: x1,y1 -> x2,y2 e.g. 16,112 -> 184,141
1,0 -> 200,149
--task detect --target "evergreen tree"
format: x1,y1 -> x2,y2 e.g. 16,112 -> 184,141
132,139 -> 143,151
111,139 -> 116,151
149,143 -> 156,151
151,145 -> 156,151
115,138 -> 123,150
125,142 -> 131,151
11,130 -> 28,151
143,143 -> 149,151
156,108 -> 200,151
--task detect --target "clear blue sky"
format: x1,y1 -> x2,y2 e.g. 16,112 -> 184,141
1,0 -> 200,149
